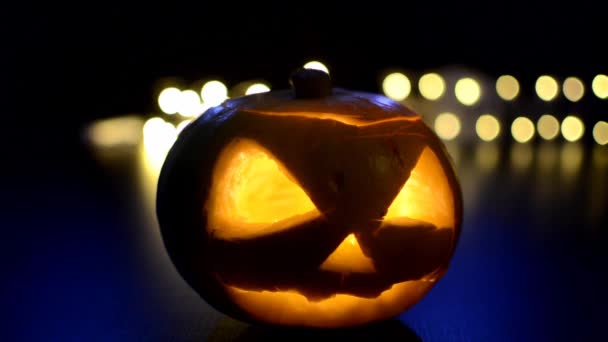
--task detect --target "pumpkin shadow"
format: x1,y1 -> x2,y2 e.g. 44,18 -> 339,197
208,317 -> 422,341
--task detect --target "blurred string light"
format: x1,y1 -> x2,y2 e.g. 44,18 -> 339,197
434,112 -> 461,140
475,114 -> 500,141
561,143 -> 583,175
537,114 -> 560,141
382,72 -> 411,101
562,77 -> 585,102
178,90 -> 205,117
535,75 -> 559,101
158,87 -> 182,115
245,83 -> 271,95
561,115 -> 585,142
157,87 -> 208,118
510,143 -> 533,171
511,116 -> 535,143
176,120 -> 193,134
538,143 -> 559,172
593,121 -> 608,145
454,77 -> 481,106
303,60 -> 329,75
201,80 -> 228,107
496,75 -> 519,101
418,73 -> 445,100
143,117 -> 177,168
594,145 -> 608,167
592,74 -> 608,99
87,116 -> 143,147
475,142 -> 500,171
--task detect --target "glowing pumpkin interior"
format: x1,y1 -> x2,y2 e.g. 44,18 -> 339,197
205,138 -> 455,327
207,139 -> 321,240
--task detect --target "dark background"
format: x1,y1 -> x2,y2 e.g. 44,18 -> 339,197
7,2 -> 607,121
4,3 -> 608,341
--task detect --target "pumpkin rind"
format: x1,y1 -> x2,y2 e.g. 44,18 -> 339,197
156,88 -> 462,327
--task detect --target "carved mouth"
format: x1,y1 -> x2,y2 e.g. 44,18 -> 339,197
212,222 -> 453,301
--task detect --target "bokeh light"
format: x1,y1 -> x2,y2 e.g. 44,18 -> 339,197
475,142 -> 500,171
87,116 -> 143,148
562,77 -> 585,102
434,112 -> 461,140
143,117 -> 177,168
178,90 -> 204,117
158,87 -> 182,115
593,121 -> 608,145
454,77 -> 481,106
475,114 -> 501,141
176,120 -> 193,134
593,145 -> 608,167
201,80 -> 228,106
592,74 -> 608,99
561,115 -> 585,142
511,117 -> 535,143
496,75 -> 520,101
561,143 -> 583,175
303,60 -> 329,75
245,83 -> 271,95
538,143 -> 559,173
382,72 -> 411,101
535,75 -> 559,101
418,73 -> 445,100
537,115 -> 560,141
510,143 -> 533,171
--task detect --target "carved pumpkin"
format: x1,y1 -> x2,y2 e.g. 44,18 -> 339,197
156,69 -> 462,328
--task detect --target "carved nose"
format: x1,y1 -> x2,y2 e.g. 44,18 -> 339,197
319,233 -> 376,274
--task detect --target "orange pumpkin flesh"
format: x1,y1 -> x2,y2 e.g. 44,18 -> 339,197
156,72 -> 462,328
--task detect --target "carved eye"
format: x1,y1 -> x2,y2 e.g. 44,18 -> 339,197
384,147 -> 455,229
206,138 -> 321,240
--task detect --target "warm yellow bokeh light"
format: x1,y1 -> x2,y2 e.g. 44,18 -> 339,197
563,77 -> 585,102
207,139 -> 320,240
87,116 -> 143,147
537,143 -> 559,172
178,90 -> 204,117
418,73 -> 445,100
537,114 -> 560,141
561,116 -> 585,142
510,143 -> 533,171
592,74 -> 608,99
496,75 -> 520,101
475,142 -> 500,171
176,119 -> 192,134
245,83 -> 271,95
158,87 -> 182,115
434,112 -> 461,141
454,77 -> 481,106
142,117 -> 177,169
382,72 -> 411,101
475,114 -> 500,141
303,60 -> 329,75
593,145 -> 608,167
535,75 -> 559,101
593,121 -> 608,145
201,80 -> 228,106
511,117 -> 535,143
561,143 -> 584,175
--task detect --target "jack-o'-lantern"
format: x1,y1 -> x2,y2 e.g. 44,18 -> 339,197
156,69 -> 462,328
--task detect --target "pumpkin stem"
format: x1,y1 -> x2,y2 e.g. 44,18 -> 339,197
289,68 -> 332,99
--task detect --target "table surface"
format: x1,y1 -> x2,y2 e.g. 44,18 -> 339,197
5,119 -> 607,342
